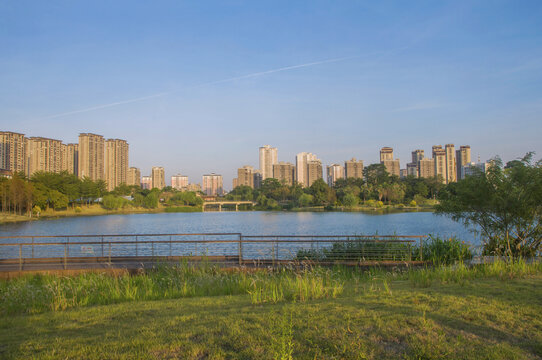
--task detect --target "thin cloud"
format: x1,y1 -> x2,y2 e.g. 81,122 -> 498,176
37,56 -> 359,121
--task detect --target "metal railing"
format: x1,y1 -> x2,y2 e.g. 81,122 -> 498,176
0,233 -> 426,270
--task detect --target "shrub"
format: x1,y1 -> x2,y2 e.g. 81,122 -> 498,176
409,200 -> 417,207
417,235 -> 473,265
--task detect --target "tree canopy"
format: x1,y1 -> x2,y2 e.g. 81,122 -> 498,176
436,153 -> 542,257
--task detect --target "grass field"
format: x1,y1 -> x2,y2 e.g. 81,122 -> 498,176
1,263 -> 541,359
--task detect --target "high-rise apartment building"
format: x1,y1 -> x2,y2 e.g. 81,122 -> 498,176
445,144 -> 456,184
151,166 -> 165,189
202,173 -> 223,196
25,137 -> 63,176
61,143 -> 78,175
235,166 -> 255,188
344,158 -> 363,179
296,152 -> 317,187
407,149 -> 425,178
171,174 -> 189,190
412,149 -> 425,163
406,162 -> 418,177
456,145 -> 471,180
127,167 -> 141,187
432,145 -> 446,183
104,139 -> 129,191
326,164 -> 344,186
259,145 -> 278,180
141,176 -> 152,190
0,131 -> 26,173
307,159 -> 323,187
273,162 -> 295,186
380,147 -> 400,177
78,133 -> 104,180
253,170 -> 262,189
418,158 -> 435,178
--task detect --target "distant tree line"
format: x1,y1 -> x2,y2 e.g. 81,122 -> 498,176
0,171 -> 203,215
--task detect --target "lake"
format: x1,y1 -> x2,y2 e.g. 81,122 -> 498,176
0,211 -> 478,243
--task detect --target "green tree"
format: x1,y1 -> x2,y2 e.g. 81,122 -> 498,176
298,193 -> 313,207
436,153 -> 542,257
309,179 -> 335,206
342,192 -> 359,208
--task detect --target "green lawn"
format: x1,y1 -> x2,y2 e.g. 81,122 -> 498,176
1,267 -> 541,359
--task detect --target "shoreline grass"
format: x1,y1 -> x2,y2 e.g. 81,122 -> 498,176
1,260 -> 540,316
1,262 -> 541,359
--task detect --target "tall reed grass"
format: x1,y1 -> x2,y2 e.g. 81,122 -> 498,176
1,259 -> 540,315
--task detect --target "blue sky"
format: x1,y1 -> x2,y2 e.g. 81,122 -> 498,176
1,1 -> 542,188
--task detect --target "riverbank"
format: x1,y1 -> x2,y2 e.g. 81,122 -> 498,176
1,262 -> 541,359
0,203 -> 436,225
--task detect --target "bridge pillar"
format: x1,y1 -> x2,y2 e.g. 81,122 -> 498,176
235,204 -> 238,211
219,204 -> 222,212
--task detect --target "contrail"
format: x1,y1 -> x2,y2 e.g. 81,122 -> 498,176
39,92 -> 170,120
38,56 -> 357,120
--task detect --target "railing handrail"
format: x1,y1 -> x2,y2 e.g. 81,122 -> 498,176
0,238 -> 418,247
0,232 -> 242,240
0,233 -> 426,240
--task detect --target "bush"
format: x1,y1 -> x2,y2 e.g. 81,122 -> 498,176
409,200 -> 417,207
74,206 -> 82,213
417,235 -> 473,265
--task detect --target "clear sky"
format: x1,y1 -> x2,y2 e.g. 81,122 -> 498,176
2,1 -> 542,189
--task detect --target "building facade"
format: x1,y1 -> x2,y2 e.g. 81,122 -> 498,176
259,145 -> 278,180
141,176 -> 152,190
151,166 -> 165,189
326,164 -> 344,186
445,144 -> 456,184
380,147 -> 400,177
406,162 -> 418,177
24,137 -> 63,176
306,159 -> 323,187
78,133 -> 105,180
418,158 -> 435,178
273,162 -> 295,186
61,143 -> 78,175
456,145 -> 471,180
104,139 -> 129,191
432,146 -> 446,183
127,167 -> 141,187
0,131 -> 26,173
202,173 -> 223,196
296,152 -> 317,187
171,174 -> 189,190
235,166 -> 254,188
344,158 -> 363,179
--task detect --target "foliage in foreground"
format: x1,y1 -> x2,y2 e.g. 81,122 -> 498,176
296,235 -> 472,265
437,152 -> 542,258
1,259 -> 541,316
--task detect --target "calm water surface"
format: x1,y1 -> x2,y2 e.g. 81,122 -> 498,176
0,211 -> 478,244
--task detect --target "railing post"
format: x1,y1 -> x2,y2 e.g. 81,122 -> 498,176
419,237 -> 424,261
135,236 -> 138,257
101,236 -> 104,257
238,234 -> 242,265
32,237 -> 34,258
108,242 -> 112,265
272,241 -> 275,266
19,244 -> 22,271
152,242 -> 154,258
169,235 -> 172,257
64,243 -> 67,270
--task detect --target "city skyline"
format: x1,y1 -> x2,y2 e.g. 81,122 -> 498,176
1,1 -> 541,189
1,128 -> 495,191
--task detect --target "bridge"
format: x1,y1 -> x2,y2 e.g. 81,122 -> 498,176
202,201 -> 256,212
